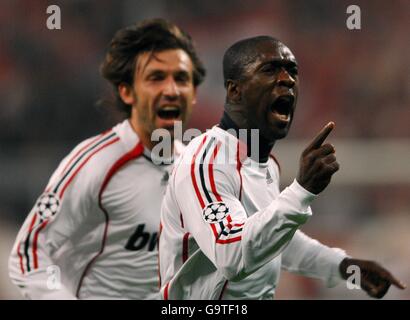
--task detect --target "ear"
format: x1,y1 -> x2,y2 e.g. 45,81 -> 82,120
192,86 -> 197,105
118,83 -> 135,105
226,80 -> 241,104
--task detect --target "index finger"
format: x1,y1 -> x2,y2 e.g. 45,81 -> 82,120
305,121 -> 335,152
384,273 -> 407,290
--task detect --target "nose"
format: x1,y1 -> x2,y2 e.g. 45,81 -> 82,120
277,68 -> 295,88
163,78 -> 180,100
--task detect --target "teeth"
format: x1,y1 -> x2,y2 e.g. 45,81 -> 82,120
272,109 -> 290,121
157,106 -> 181,119
278,113 -> 290,121
279,113 -> 290,121
161,106 -> 179,111
271,95 -> 293,116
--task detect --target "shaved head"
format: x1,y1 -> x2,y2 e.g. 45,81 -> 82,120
223,36 -> 280,88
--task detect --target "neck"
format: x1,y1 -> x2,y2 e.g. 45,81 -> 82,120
219,111 -> 274,163
128,118 -> 174,157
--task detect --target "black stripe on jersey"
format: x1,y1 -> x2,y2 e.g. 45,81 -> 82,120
198,137 -> 216,204
221,229 -> 229,236
23,217 -> 44,272
142,153 -> 174,166
53,132 -> 117,193
23,227 -> 32,272
218,221 -> 225,235
220,228 -> 242,236
227,228 -> 242,234
219,221 -> 243,237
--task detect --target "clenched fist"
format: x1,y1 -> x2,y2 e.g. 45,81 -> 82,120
297,122 -> 339,194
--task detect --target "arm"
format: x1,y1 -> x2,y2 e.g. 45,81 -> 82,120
281,233 -> 407,298
174,137 -> 315,281
281,230 -> 347,287
175,123 -> 339,281
9,144 -> 97,299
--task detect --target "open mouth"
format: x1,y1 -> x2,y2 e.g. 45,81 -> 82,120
270,95 -> 294,122
157,106 -> 181,120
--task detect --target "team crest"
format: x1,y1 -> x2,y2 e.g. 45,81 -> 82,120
202,202 -> 229,224
36,192 -> 61,220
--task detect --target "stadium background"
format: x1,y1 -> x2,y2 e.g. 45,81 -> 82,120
1,0 -> 409,299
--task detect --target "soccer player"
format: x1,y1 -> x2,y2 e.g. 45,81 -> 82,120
159,36 -> 405,299
8,19 -> 205,299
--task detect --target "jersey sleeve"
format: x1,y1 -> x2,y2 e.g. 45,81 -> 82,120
281,230 -> 348,287
173,135 -> 317,281
8,138 -> 102,299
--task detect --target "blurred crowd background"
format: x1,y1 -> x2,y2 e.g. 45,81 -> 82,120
1,0 -> 409,299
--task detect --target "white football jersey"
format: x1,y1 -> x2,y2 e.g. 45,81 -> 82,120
159,126 -> 347,299
9,120 -> 183,299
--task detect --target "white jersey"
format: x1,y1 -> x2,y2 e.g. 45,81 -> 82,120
159,126 -> 347,299
9,119 -> 183,299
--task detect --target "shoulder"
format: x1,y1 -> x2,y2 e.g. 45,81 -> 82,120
174,126 -> 241,182
181,126 -> 240,161
47,120 -> 141,196
68,127 -> 125,176
173,139 -> 185,154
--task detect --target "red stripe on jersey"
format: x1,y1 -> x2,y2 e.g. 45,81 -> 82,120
158,222 -> 163,288
164,282 -> 170,300
226,214 -> 244,227
226,215 -> 233,229
216,236 -> 241,244
236,141 -> 244,201
208,141 -> 222,202
28,214 -> 38,236
218,280 -> 229,300
216,214 -> 242,243
59,137 -> 120,198
209,213 -> 244,244
232,222 -> 245,227
190,136 -> 208,209
207,141 -> 244,244
211,225 -> 242,243
21,213 -> 38,273
17,242 -> 24,274
22,133 -> 119,274
98,142 -> 144,199
61,130 -> 112,176
32,220 -> 49,269
75,141 -> 144,298
182,232 -> 190,263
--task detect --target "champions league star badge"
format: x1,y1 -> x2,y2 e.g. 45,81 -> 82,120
202,202 -> 229,224
36,192 -> 61,219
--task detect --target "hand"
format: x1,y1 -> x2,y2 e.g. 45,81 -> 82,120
297,122 -> 339,194
339,257 -> 406,298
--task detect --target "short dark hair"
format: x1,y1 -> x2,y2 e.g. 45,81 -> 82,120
101,18 -> 206,117
222,36 -> 279,88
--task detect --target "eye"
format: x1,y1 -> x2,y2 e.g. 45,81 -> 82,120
174,72 -> 190,84
260,65 -> 277,74
147,72 -> 166,81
